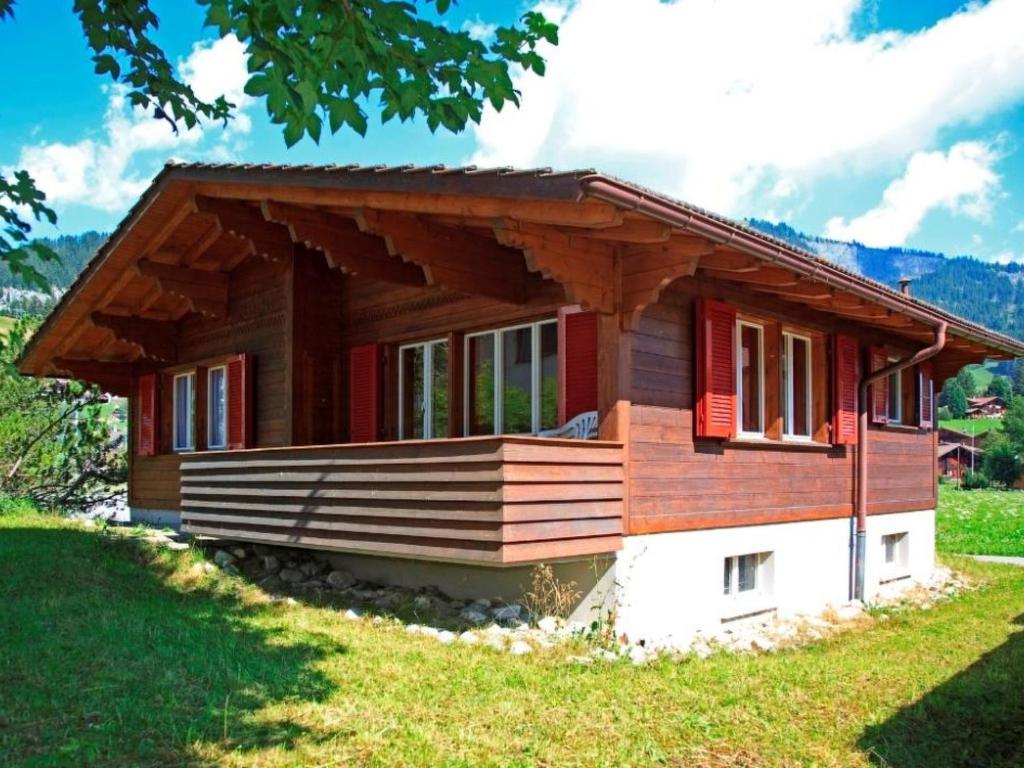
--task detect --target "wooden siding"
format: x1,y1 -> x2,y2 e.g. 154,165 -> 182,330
179,436 -> 624,564
627,291 -> 936,535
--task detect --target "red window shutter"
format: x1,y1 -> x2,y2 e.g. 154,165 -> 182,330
695,298 -> 736,438
918,360 -> 934,429
869,346 -> 889,424
831,334 -> 859,445
136,373 -> 159,456
226,353 -> 254,449
558,307 -> 599,424
349,343 -> 380,443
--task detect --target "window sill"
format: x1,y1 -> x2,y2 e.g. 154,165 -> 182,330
719,436 -> 837,452
878,423 -> 922,433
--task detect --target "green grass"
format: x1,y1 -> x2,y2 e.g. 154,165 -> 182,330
937,485 -> 1024,557
0,315 -> 16,338
3,512 -> 1024,766
965,362 -> 997,392
938,417 -> 1002,435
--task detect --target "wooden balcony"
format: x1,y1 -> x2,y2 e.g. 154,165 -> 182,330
180,436 -> 624,565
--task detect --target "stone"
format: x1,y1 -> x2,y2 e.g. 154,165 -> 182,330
485,635 -> 507,651
278,568 -> 304,583
834,604 -> 864,622
344,608 -> 362,620
299,561 -> 322,578
295,580 -> 324,591
413,595 -> 433,611
260,555 -> 281,574
213,550 -> 236,568
230,546 -> 248,560
460,605 -> 490,626
258,575 -> 286,592
591,649 -> 619,663
458,631 -> 479,645
222,564 -> 240,577
164,541 -> 190,551
628,645 -> 652,665
437,630 -> 456,644
508,640 -> 532,656
406,624 -> 423,635
492,604 -> 525,624
472,598 -> 492,609
751,637 -> 776,653
568,655 -> 593,665
537,616 -> 562,634
325,570 -> 356,590
483,623 -> 508,638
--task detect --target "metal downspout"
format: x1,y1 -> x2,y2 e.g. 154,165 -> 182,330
853,322 -> 947,601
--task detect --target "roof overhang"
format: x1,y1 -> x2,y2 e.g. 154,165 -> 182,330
20,162 -> 1024,390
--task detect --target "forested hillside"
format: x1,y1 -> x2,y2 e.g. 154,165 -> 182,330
749,219 -> 1024,341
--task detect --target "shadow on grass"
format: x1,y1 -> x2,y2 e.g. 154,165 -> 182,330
0,524 -> 342,766
859,612 -> 1024,767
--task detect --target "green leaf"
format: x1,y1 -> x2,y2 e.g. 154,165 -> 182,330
283,119 -> 304,147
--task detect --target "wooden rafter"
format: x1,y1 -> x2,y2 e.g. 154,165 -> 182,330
700,265 -> 800,288
51,358 -> 132,395
262,201 -> 426,286
180,214 -> 224,266
493,225 -> 614,313
359,209 -> 528,304
136,259 -> 228,318
698,250 -> 763,273
620,239 -> 712,329
91,312 -> 176,362
193,196 -> 293,262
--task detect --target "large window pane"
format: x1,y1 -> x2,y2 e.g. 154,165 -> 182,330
430,341 -> 449,438
888,369 -> 902,423
737,554 -> 758,592
739,324 -> 762,434
400,345 -> 425,439
784,335 -> 811,438
467,334 -> 495,435
502,327 -> 533,434
173,373 -> 194,450
208,367 -> 226,448
539,322 -> 558,431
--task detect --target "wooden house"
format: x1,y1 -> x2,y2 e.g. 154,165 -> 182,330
965,395 -> 1007,419
19,163 -> 1024,645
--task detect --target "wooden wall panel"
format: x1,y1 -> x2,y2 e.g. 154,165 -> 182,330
627,290 -> 936,535
179,436 -> 624,564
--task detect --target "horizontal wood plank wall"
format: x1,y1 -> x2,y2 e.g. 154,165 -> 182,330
179,436 -> 624,564
627,291 -> 936,535
129,257 -> 290,510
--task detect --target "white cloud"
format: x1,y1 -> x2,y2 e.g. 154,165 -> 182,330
471,0 -> 1024,216
10,35 -> 251,214
462,18 -> 498,41
824,140 -> 1001,246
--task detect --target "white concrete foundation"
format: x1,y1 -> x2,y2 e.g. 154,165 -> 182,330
614,509 -> 935,648
129,507 -> 182,529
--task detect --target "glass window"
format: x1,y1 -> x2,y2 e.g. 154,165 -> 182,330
737,322 -> 763,435
887,363 -> 902,424
173,372 -> 195,451
502,326 -> 533,434
539,322 -> 558,431
208,366 -> 227,449
723,553 -> 764,595
783,333 -> 812,438
883,532 -> 907,566
399,339 -> 449,440
465,320 -> 558,435
466,334 -> 495,436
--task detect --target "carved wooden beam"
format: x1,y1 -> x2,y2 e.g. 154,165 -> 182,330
193,196 -> 293,262
493,225 -> 614,313
745,279 -> 834,301
699,249 -> 763,273
359,210 -> 528,304
51,358 -> 132,395
701,264 -> 801,288
136,259 -> 228,318
620,240 -> 712,329
262,201 -> 426,286
181,214 -> 223,266
91,312 -> 177,362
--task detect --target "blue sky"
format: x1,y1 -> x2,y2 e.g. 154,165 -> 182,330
3,0 -> 1024,265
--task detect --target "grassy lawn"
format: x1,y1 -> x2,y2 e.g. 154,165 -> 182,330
937,485 -> 1024,558
3,512 -> 1024,766
938,417 -> 1002,435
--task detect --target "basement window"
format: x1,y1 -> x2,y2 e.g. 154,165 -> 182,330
881,532 -> 909,581
172,371 -> 195,452
723,551 -> 775,619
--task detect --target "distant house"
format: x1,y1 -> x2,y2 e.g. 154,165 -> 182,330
937,442 -> 983,479
937,425 -> 990,445
966,395 -> 1007,419
16,163 -> 1024,648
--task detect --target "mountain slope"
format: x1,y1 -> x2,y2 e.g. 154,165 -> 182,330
748,219 -> 1024,341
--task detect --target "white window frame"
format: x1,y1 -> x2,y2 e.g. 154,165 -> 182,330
735,320 -> 765,438
887,358 -> 903,424
782,332 -> 813,440
722,551 -> 774,619
172,371 -> 195,452
398,338 -> 447,440
881,532 -> 910,581
463,318 -> 557,436
207,365 -> 228,450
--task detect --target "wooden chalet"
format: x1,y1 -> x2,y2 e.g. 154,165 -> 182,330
19,162 -> 1024,643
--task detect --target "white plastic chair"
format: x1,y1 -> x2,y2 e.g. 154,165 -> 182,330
538,410 -> 599,440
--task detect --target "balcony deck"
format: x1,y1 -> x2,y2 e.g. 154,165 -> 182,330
180,435 -> 624,565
